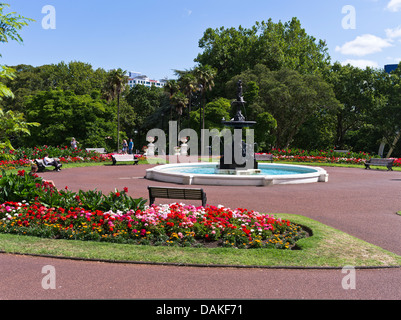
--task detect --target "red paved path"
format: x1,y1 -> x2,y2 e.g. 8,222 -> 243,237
1,164 -> 401,300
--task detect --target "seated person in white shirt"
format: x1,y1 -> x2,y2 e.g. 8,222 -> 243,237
43,153 -> 62,171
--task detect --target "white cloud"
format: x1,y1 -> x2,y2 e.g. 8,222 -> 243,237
341,59 -> 379,69
385,26 -> 401,39
335,34 -> 393,56
386,57 -> 401,63
387,0 -> 401,12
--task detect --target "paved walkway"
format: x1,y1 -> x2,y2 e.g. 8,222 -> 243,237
1,164 -> 401,300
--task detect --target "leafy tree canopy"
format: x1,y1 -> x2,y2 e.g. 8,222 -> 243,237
23,89 -> 116,150
196,17 -> 331,95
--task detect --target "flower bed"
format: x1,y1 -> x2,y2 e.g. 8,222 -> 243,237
0,145 -> 148,170
256,148 -> 401,167
0,159 -> 32,171
0,201 -> 308,249
0,145 -> 114,170
0,170 -> 308,250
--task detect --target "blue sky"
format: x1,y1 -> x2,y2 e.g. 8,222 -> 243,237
2,0 -> 401,80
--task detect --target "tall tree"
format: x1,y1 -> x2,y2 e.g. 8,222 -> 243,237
125,84 -> 165,146
193,65 -> 216,152
163,79 -> 180,121
196,17 -> 330,96
368,64 -> 401,157
170,90 -> 188,132
327,63 -> 378,149
103,69 -> 128,152
44,61 -> 108,95
174,70 -> 197,120
24,89 -> 116,149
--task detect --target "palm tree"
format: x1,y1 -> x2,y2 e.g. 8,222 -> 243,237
103,68 -> 128,152
175,71 -> 197,120
193,65 -> 217,154
163,79 -> 180,121
170,91 -> 189,133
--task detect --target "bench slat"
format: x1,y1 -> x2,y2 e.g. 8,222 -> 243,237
148,186 -> 206,206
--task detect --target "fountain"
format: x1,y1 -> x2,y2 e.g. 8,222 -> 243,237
145,80 -> 329,186
217,80 -> 258,174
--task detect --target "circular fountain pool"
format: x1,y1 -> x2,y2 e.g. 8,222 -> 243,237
145,162 -> 329,186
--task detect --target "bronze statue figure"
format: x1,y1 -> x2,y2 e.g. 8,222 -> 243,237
237,80 -> 244,102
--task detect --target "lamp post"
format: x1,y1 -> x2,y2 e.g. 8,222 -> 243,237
198,84 -> 203,155
134,130 -> 138,154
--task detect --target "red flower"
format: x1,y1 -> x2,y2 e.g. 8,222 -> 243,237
115,192 -> 120,197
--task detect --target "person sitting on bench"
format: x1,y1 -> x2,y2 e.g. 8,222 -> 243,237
43,153 -> 62,171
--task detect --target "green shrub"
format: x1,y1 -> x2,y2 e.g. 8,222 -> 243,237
0,169 -> 55,203
0,169 -> 147,213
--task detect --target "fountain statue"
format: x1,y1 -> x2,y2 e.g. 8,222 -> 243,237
218,80 -> 259,173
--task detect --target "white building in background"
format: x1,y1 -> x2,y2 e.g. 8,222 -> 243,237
127,71 -> 167,88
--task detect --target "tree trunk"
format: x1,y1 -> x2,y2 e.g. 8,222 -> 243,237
378,139 -> 386,158
336,113 -> 344,148
386,131 -> 401,158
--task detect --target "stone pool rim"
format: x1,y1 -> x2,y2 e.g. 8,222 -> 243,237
145,162 -> 329,186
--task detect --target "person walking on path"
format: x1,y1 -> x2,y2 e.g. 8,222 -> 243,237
128,138 -> 134,154
71,138 -> 78,150
122,139 -> 128,154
